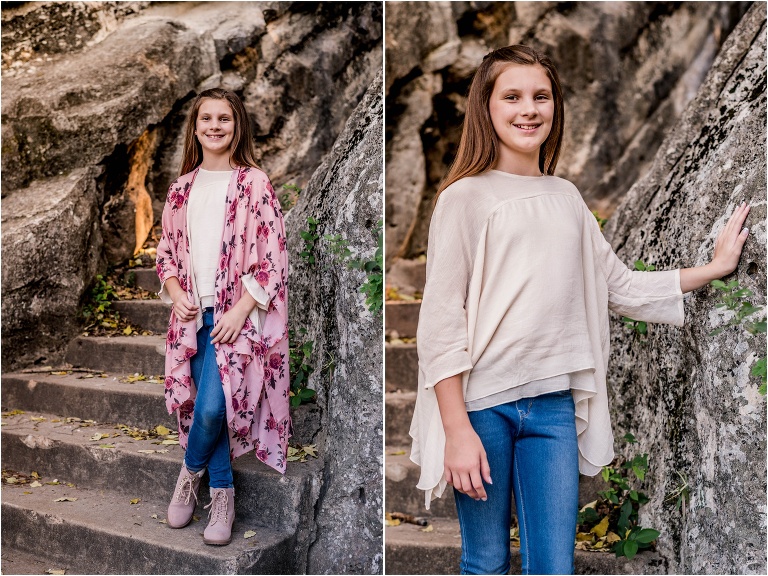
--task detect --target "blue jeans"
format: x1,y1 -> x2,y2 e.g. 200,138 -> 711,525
184,308 -> 233,488
453,390 -> 579,575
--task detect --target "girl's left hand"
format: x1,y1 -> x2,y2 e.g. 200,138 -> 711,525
711,202 -> 751,277
211,308 -> 248,344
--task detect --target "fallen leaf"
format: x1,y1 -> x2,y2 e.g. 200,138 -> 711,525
243,530 -> 257,539
53,497 -> 78,502
151,514 -> 158,519
30,416 -> 47,422
50,371 -> 70,376
302,444 -> 318,458
23,491 -> 32,495
576,532 -> 594,542
155,425 -> 172,436
6,477 -> 18,484
66,482 -> 76,488
130,498 -> 141,505
590,516 -> 609,538
2,409 -> 25,416
388,450 -> 406,456
385,513 -> 401,527
159,519 -> 168,524
421,525 -> 433,532
31,471 -> 40,479
161,439 -> 179,445
30,481 -> 43,488
605,531 -> 621,544
123,327 -> 133,335
46,570 -> 66,575
96,444 -> 116,449
137,450 -> 157,454
91,433 -> 109,441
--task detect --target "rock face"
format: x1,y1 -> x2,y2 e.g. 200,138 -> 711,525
1,1 -> 382,370
1,168 -> 104,368
603,3 -> 766,573
384,1 -> 750,267
285,71 -> 383,574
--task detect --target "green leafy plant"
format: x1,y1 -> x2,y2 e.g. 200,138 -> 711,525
288,327 -> 316,407
576,433 -> 659,560
279,183 -> 301,211
708,279 -> 766,395
299,217 -> 319,264
320,221 -> 384,316
622,261 -> 656,336
592,210 -> 608,230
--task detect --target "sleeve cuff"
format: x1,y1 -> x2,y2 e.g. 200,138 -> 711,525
242,273 -> 270,310
158,278 -> 175,305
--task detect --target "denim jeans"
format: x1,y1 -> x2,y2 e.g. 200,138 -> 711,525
183,308 -> 234,488
453,390 -> 579,575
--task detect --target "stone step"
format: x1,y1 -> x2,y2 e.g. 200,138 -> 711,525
1,482 -> 297,574
1,371 -> 321,446
385,516 -> 663,575
385,447 -> 606,520
386,258 -> 426,296
65,335 -> 167,374
385,342 -> 417,392
113,299 -> 169,333
385,301 -> 420,338
1,411 -> 322,531
124,267 -> 161,293
385,391 -> 416,447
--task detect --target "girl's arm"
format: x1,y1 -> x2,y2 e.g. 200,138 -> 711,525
680,203 -> 751,293
434,374 -> 492,501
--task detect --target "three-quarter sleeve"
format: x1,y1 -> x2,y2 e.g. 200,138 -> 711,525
156,199 -> 179,305
588,209 -> 684,326
416,193 -> 476,389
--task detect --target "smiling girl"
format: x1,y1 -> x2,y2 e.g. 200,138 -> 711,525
156,88 -> 289,546
409,45 -> 751,575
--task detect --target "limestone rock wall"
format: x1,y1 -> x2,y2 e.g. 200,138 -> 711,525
285,71 -> 383,575
603,3 -> 766,573
384,0 -> 750,267
1,1 -> 382,369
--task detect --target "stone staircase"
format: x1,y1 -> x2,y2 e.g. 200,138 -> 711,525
1,269 -> 323,575
383,262 -> 663,574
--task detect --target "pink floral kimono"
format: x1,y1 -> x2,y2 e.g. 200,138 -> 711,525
156,165 -> 291,473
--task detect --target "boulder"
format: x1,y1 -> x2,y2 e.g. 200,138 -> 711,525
603,3 -> 766,573
285,71 -> 383,575
1,168 -> 103,369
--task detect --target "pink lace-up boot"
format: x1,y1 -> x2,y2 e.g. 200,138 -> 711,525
167,463 -> 204,528
203,487 -> 235,545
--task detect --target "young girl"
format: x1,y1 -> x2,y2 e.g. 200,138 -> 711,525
155,88 -> 290,546
409,45 -> 751,575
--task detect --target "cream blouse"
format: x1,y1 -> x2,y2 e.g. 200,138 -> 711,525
409,170 -> 685,509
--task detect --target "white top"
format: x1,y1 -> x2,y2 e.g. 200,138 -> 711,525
409,170 -> 685,508
158,167 -> 270,332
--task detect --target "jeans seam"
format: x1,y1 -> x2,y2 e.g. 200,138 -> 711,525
513,449 -> 529,575
456,492 -> 469,575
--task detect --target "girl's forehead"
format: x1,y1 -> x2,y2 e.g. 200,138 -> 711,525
198,98 -> 234,115
492,64 -> 551,92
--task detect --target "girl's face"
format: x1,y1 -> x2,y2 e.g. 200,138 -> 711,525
195,98 -> 236,157
488,64 -> 554,173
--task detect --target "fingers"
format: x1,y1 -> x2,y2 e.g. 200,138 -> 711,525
469,469 -> 487,501
480,450 -> 492,486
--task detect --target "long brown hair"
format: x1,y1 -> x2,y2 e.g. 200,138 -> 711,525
179,88 -> 260,176
435,45 -> 564,200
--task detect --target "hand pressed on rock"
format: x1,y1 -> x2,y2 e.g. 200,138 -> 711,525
711,202 -> 751,277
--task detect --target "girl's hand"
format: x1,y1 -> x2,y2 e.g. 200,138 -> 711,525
172,293 -> 199,322
211,307 -> 248,344
711,202 -> 751,277
680,202 -> 752,293
444,423 -> 492,501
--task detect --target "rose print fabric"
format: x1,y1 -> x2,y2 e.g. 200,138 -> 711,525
156,166 -> 291,473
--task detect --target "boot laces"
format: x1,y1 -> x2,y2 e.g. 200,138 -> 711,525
204,489 -> 229,525
174,470 -> 199,506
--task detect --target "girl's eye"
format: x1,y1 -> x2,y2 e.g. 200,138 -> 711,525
536,95 -> 550,101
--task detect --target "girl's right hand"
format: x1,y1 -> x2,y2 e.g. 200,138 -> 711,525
172,293 -> 199,322
444,423 -> 492,501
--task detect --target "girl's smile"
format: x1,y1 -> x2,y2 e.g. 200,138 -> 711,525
488,63 -> 554,175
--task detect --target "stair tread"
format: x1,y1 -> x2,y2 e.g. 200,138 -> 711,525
1,409 -> 323,482
1,481 -> 293,574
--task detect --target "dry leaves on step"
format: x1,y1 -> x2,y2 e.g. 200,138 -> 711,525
90,433 -> 110,441
421,525 -> 433,533
46,570 -> 66,575
29,481 -> 43,488
130,498 -> 141,505
384,513 -> 400,527
286,444 -> 318,462
387,450 -> 406,456
53,497 -> 78,502
244,530 -> 257,539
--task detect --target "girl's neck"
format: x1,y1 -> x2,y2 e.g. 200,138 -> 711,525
493,149 -> 543,177
199,153 -> 236,172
